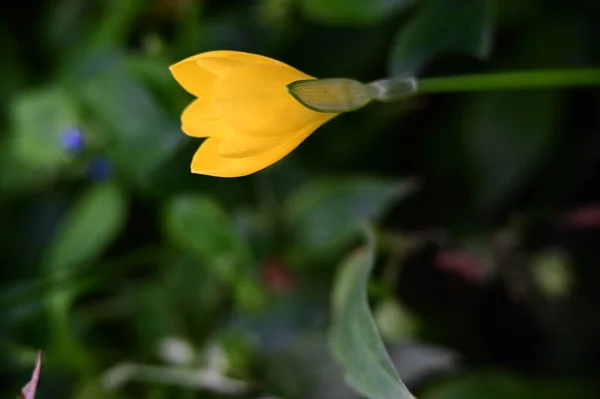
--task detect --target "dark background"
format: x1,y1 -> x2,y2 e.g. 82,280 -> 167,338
1,0 -> 600,398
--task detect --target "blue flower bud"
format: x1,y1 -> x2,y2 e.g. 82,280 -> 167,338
60,126 -> 85,154
87,157 -> 113,182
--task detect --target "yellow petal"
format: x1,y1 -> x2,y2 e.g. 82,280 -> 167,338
215,64 -> 330,137
190,122 -> 323,177
197,57 -> 244,77
169,57 -> 217,99
169,50 -> 293,99
217,132 -> 296,158
181,99 -> 231,138
191,50 -> 292,68
217,114 -> 335,158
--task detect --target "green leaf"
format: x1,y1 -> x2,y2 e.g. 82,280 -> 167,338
45,183 -> 127,277
127,283 -> 181,357
163,258 -> 228,335
262,332 -> 355,399
389,0 -> 494,76
0,146 -> 44,195
462,90 -> 560,210
423,371 -> 596,399
45,0 -> 87,53
330,224 -> 415,399
77,64 -> 182,185
284,177 -> 417,261
164,195 -> 252,281
301,0 -> 414,26
10,87 -> 78,169
44,183 -> 127,370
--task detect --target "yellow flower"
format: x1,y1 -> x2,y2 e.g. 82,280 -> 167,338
169,50 -> 337,177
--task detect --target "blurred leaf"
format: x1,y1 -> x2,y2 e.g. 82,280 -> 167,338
422,371 -> 597,399
43,184 -> 123,369
128,283 -> 182,356
233,277 -> 269,313
389,342 -> 461,387
330,224 -> 415,399
0,148 -> 45,195
62,49 -> 125,82
125,56 -> 189,114
20,350 -> 41,399
45,0 -> 87,53
389,0 -> 494,76
0,25 -> 26,100
164,195 -> 252,280
163,259 -> 228,337
263,332 -> 356,399
462,90 -> 560,210
284,177 -> 416,261
46,183 -> 127,277
301,0 -> 413,25
258,0 -> 295,27
231,208 -> 276,258
87,0 -> 143,49
10,87 -> 77,169
78,66 -> 182,185
230,287 -> 328,352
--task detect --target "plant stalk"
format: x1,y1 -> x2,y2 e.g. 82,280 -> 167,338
416,69 -> 600,94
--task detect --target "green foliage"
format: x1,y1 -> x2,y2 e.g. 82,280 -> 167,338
462,90 -> 560,210
302,0 -> 414,26
45,183 -> 127,278
2,0 -> 600,398
330,224 -> 415,399
285,177 -> 416,261
10,87 -> 78,169
76,62 -> 182,185
164,195 -> 251,280
422,371 -> 597,399
389,0 -> 494,76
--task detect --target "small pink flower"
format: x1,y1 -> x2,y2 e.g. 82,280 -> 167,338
260,258 -> 296,294
435,250 -> 486,283
559,205 -> 600,229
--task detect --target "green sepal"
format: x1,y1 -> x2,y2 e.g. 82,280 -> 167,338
286,78 -> 376,113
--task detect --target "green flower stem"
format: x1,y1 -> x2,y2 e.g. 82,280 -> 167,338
289,69 -> 600,113
369,78 -> 417,101
416,69 -> 600,94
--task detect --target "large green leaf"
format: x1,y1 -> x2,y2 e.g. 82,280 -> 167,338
45,183 -> 127,277
164,195 -> 252,281
44,183 -> 128,370
330,224 -> 416,399
389,0 -> 494,76
284,177 -> 416,261
302,0 -> 414,26
10,87 -> 78,169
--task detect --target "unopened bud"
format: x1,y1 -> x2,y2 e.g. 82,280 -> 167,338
287,78 -> 376,113
288,76 -> 418,113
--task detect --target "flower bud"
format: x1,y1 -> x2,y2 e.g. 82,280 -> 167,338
287,78 -> 377,113
87,157 -> 113,182
60,126 -> 85,154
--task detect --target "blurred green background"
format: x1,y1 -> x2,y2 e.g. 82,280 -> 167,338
2,0 -> 600,398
